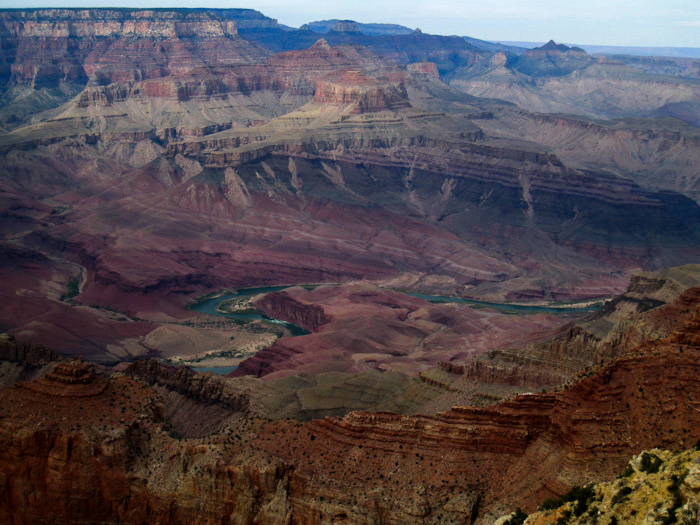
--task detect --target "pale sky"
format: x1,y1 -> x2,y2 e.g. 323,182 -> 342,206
1,0 -> 698,48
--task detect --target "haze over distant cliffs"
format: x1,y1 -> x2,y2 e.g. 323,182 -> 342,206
1,8 -> 700,359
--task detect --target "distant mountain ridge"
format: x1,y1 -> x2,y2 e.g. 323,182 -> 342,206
498,40 -> 700,59
1,6 -> 700,362
302,19 -> 414,36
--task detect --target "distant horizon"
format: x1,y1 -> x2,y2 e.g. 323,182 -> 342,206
1,1 -> 699,49
497,41 -> 700,58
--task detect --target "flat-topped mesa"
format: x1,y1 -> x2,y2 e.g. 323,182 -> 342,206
315,70 -> 411,113
331,20 -> 361,33
407,61 -> 440,79
0,9 -> 239,37
266,40 -> 381,75
20,358 -> 107,397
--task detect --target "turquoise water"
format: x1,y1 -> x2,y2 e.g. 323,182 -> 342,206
402,291 -> 602,315
192,285 -> 600,322
190,286 -> 310,335
191,365 -> 238,375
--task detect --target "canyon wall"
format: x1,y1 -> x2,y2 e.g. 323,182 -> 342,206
2,292 -> 700,522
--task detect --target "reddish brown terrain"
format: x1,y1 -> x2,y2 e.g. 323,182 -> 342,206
1,9 -> 700,523
1,286 -> 700,523
233,283 -> 569,378
1,9 -> 700,362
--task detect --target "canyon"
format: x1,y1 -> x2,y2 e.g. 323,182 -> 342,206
2,285 -> 700,523
1,7 -> 700,523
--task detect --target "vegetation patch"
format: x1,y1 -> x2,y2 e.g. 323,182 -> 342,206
60,277 -> 80,301
640,452 -> 663,474
503,508 -> 527,525
539,484 -> 595,518
611,486 -> 632,505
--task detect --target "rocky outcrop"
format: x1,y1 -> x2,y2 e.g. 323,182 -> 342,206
254,290 -> 330,332
407,61 -> 440,78
20,358 -> 108,397
2,12 -> 239,39
462,267 -> 700,394
0,334 -> 60,366
0,362 -> 295,524
2,290 -> 700,523
314,70 -> 411,113
521,447 -> 700,524
0,334 -> 61,387
126,358 -> 250,412
0,9 -> 270,87
290,301 -> 700,517
233,283 -> 570,379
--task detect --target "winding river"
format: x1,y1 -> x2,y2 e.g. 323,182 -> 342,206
190,285 -> 310,336
401,291 -> 603,315
188,285 -> 601,374
191,284 -> 601,321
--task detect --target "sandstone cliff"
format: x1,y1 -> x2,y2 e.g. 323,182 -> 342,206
2,291 -> 700,523
1,8 -> 700,366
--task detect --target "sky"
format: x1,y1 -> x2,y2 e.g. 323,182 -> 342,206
1,0 -> 699,48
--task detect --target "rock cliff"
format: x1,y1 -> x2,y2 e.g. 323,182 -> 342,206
2,289 -> 700,523
1,7 -> 700,364
254,289 -> 331,332
233,283 -> 569,379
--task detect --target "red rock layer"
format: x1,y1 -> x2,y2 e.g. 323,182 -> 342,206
232,283 -> 572,379
261,293 -> 700,518
2,292 -> 700,523
407,61 -> 440,78
254,289 -> 331,332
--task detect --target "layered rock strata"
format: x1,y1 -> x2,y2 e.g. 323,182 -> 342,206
1,290 -> 700,523
1,8 -> 700,364
233,284 -> 568,378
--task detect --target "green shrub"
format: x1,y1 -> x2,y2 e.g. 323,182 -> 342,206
60,277 -> 80,301
618,464 -> 634,478
540,497 -> 563,511
572,485 -> 595,516
557,509 -> 572,524
612,486 -> 632,505
504,508 -> 527,525
640,452 -> 663,474
538,484 -> 595,516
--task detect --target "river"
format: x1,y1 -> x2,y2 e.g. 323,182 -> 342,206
401,291 -> 602,315
190,285 -> 310,336
188,285 -> 600,374
191,284 -> 601,321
